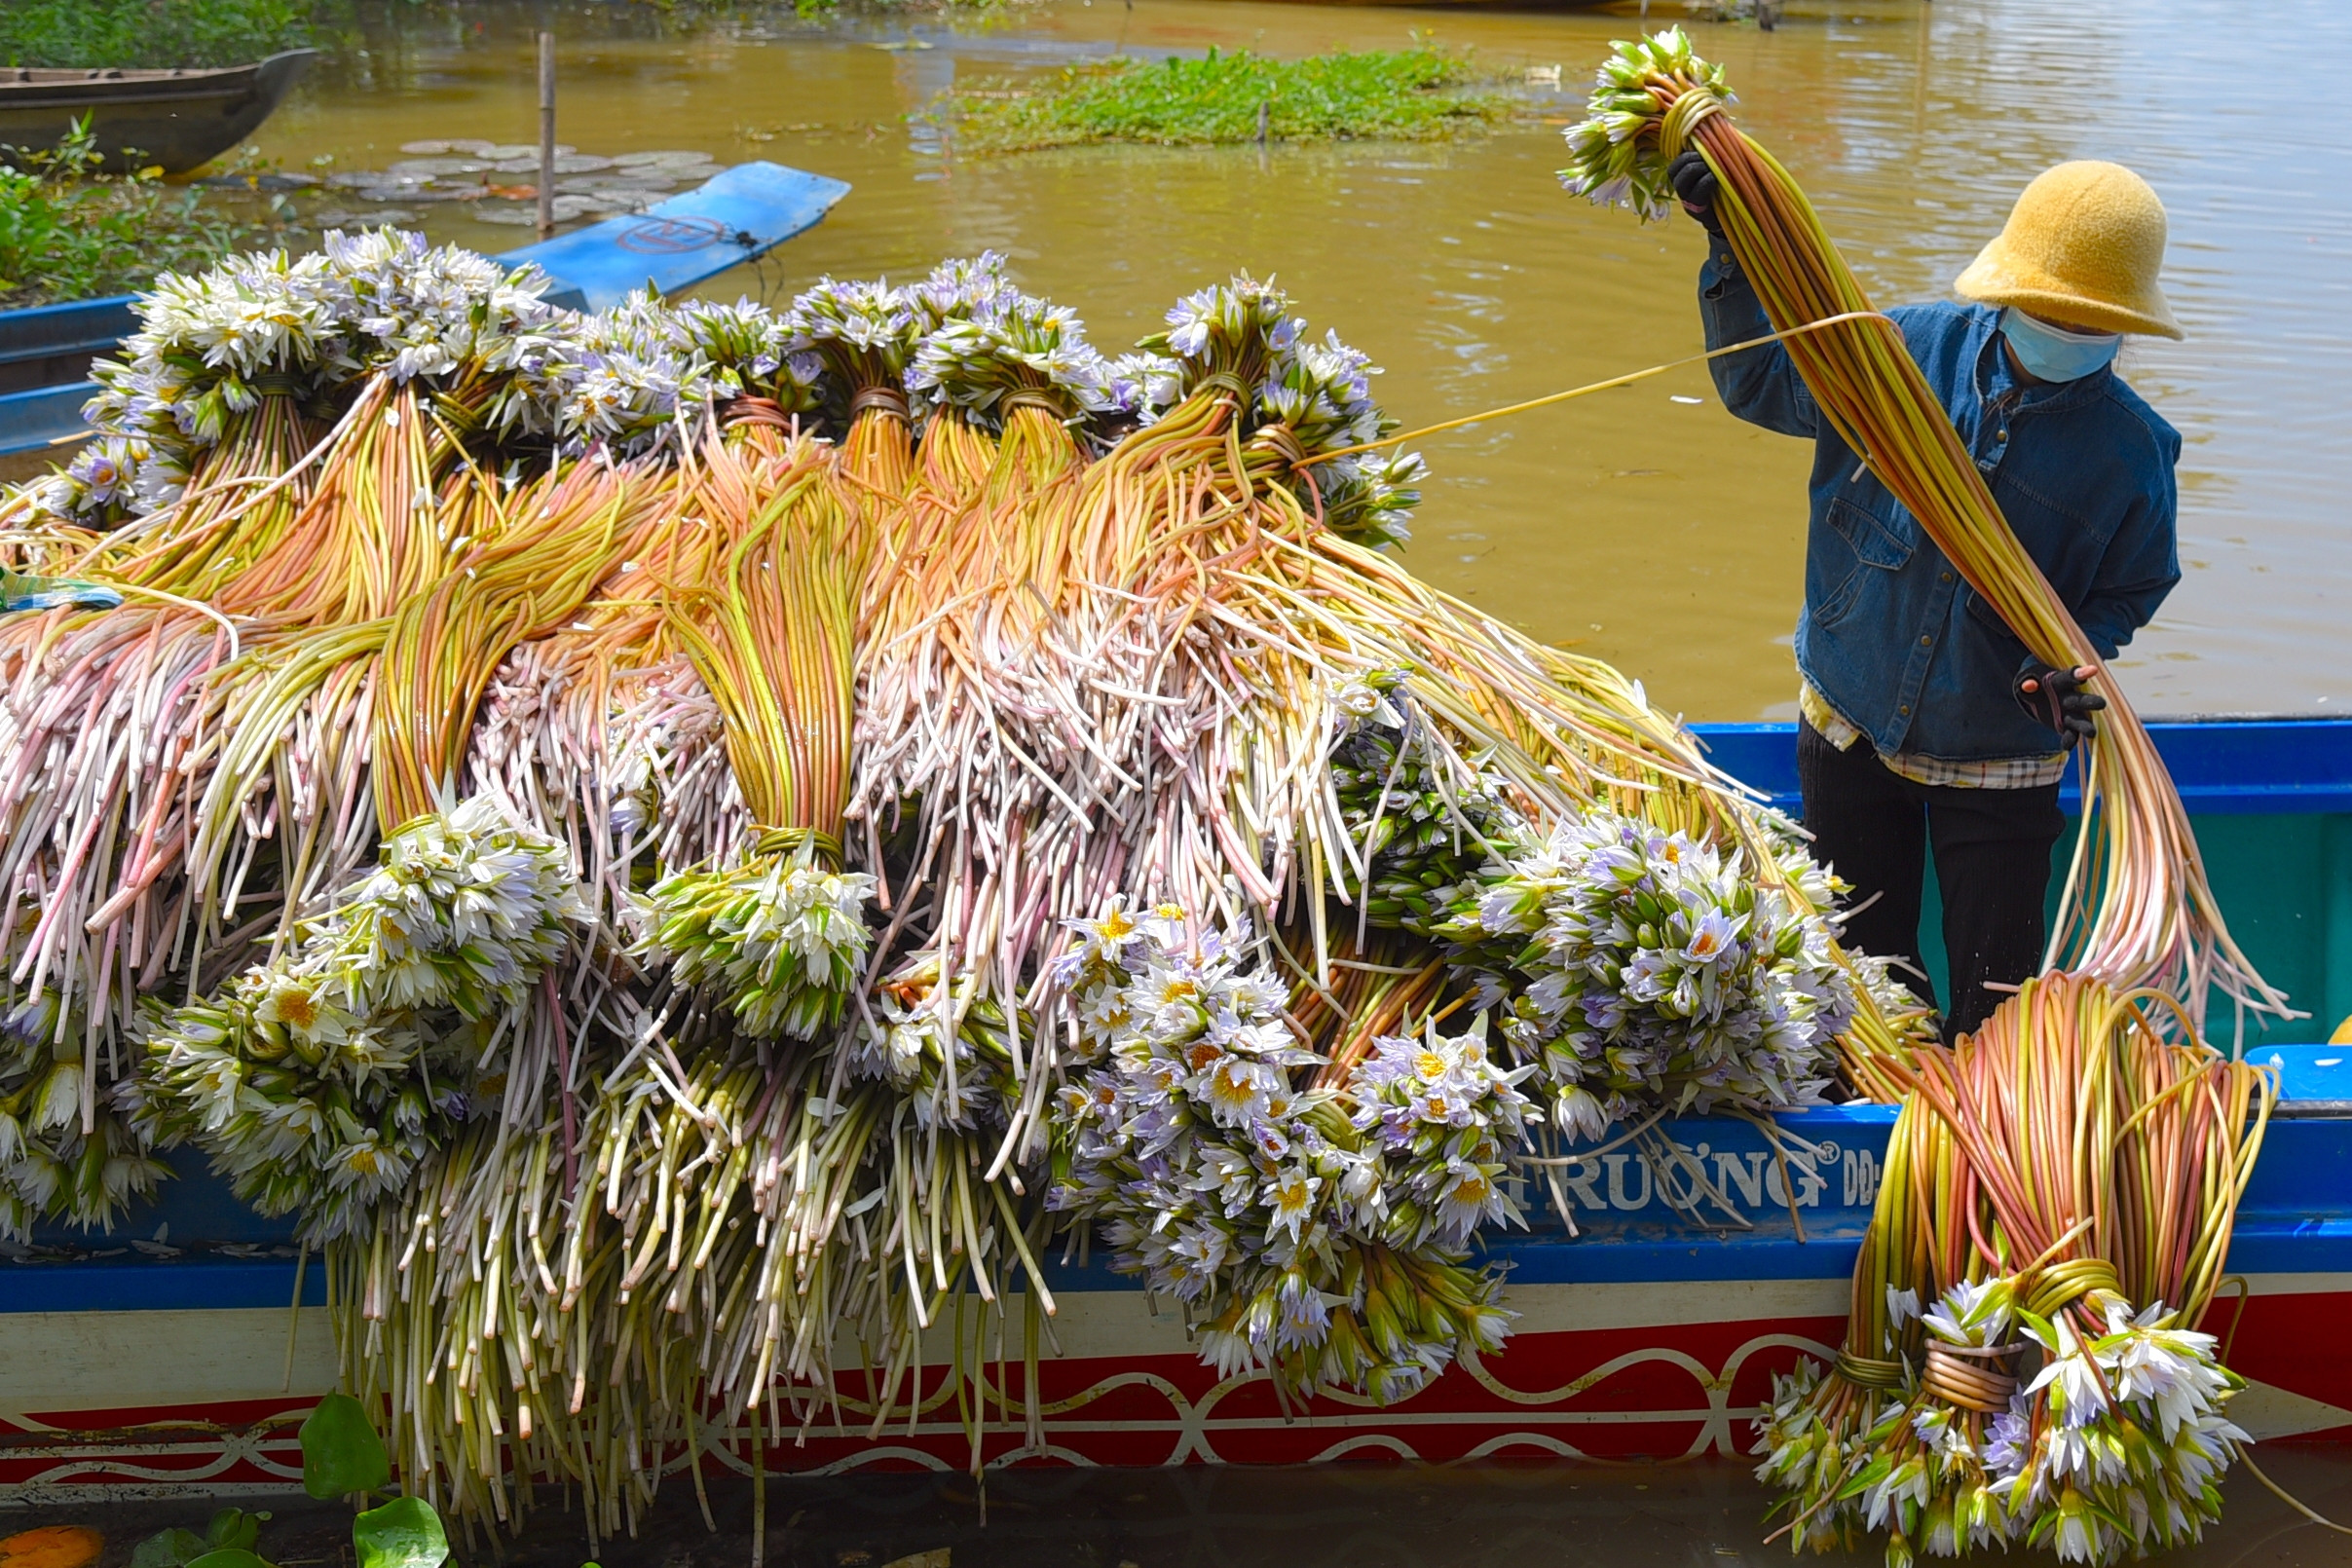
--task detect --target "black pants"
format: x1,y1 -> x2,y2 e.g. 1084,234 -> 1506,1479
1796,721 -> 2065,1041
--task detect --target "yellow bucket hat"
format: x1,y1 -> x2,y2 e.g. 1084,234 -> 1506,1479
1954,161 -> 2184,340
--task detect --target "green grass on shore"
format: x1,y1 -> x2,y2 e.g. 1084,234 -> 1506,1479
0,0 -> 311,71
934,45 -> 1513,155
0,125 -> 292,310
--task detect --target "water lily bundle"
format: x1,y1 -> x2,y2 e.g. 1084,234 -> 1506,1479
131,794 -> 584,1240
1048,900 -> 1532,1403
0,231 -> 1964,1524
1442,802 -> 1853,1139
1756,973 -> 2275,1564
0,235 -> 605,1138
1558,27 -> 2287,1033
646,434 -> 872,1041
119,457 -> 645,1242
788,275 -> 923,492
1320,671 -> 1877,1157
0,991 -> 168,1238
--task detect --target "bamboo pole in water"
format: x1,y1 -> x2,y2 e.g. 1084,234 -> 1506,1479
537,31 -> 556,241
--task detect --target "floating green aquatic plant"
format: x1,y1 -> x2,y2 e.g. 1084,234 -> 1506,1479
935,46 -> 1512,155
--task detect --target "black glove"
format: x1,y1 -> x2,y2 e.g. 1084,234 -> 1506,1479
1668,149 -> 1725,236
2013,663 -> 2106,746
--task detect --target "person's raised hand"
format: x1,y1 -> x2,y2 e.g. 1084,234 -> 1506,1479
2013,664 -> 2106,745
1668,150 -> 1724,236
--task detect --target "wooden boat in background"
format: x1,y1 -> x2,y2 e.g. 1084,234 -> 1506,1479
0,52 -> 317,175
5,718 -> 2349,1499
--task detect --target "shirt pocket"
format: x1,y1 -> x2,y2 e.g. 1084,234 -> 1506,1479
1812,495 -> 1915,629
1827,495 -> 1917,570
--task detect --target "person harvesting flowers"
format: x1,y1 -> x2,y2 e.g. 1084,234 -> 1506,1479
1672,155 -> 2185,1040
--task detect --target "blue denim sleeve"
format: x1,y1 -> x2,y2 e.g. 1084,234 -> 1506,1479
2073,459 -> 2182,661
1698,250 -> 1819,439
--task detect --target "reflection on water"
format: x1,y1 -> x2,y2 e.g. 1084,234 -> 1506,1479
250,0 -> 2352,721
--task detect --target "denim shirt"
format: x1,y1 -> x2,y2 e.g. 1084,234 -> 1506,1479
1698,249 -> 2182,764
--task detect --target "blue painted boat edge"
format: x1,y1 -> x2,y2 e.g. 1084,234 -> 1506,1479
0,381 -> 97,457
1690,717 -> 2352,816
0,295 -> 138,369
24,1216 -> 2351,1314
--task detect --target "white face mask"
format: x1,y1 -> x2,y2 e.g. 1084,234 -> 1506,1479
2000,308 -> 2122,383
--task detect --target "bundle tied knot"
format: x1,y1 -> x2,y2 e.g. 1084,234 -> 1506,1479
1833,1351 -> 1907,1391
1657,88 -> 1728,165
1923,1339 -> 2025,1415
1247,421 -> 1309,472
752,824 -> 844,870
849,386 -> 911,421
2025,1257 -> 2124,1322
723,395 -> 797,431
999,388 -> 1070,421
427,390 -> 484,437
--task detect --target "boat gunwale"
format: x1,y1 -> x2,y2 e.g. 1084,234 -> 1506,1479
0,51 -> 318,112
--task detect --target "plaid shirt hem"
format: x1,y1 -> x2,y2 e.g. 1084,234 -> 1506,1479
1799,684 -> 2067,791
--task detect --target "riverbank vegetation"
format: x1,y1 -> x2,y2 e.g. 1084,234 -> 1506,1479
0,125 -> 291,310
935,45 -> 1512,154
0,0 -> 314,70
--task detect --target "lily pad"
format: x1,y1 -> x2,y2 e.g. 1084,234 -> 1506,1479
299,1392 -> 391,1500
612,150 -> 717,168
182,1552 -> 269,1568
129,1529 -> 209,1568
384,158 -> 493,178
353,1498 -> 448,1568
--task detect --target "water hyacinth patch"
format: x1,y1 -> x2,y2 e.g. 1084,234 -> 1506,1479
1442,804 -> 1849,1139
1048,899 -> 1532,1401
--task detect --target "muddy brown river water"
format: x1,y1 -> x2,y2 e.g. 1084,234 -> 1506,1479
244,0 -> 2351,723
